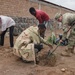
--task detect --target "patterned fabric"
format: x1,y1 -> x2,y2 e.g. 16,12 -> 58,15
13,26 -> 51,61
68,25 -> 75,48
13,43 -> 35,61
62,13 -> 75,48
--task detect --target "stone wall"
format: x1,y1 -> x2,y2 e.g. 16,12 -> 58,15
11,17 -> 38,35
12,16 -> 55,35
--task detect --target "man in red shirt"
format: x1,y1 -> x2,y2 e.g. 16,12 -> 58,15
29,7 -> 50,38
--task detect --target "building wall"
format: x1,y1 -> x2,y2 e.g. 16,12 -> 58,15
0,0 -> 75,18
0,0 -> 38,17
0,0 -> 75,34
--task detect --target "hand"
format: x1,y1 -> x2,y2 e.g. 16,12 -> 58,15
59,40 -> 63,43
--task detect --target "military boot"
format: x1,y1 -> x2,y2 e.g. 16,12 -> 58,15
61,49 -> 72,57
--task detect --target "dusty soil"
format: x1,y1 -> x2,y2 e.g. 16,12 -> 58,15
0,30 -> 75,75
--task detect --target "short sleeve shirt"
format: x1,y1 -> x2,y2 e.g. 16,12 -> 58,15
35,10 -> 50,23
0,15 -> 15,31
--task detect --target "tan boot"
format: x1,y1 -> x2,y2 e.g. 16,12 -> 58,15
61,49 -> 72,57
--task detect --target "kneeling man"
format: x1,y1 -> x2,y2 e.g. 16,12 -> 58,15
13,24 -> 53,63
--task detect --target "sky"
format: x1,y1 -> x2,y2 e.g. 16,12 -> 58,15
45,0 -> 75,10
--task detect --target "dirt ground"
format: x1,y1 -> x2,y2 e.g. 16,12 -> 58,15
0,30 -> 75,75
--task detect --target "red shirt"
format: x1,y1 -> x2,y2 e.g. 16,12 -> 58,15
35,10 -> 50,23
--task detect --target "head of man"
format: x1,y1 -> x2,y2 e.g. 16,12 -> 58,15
38,23 -> 46,35
29,7 -> 36,16
55,13 -> 62,22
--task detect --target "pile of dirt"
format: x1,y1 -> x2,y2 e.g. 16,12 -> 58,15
37,52 -> 57,67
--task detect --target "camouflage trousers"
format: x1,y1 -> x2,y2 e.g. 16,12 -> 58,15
68,27 -> 75,48
13,43 -> 36,62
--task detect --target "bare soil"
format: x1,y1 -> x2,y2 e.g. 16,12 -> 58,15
0,30 -> 75,75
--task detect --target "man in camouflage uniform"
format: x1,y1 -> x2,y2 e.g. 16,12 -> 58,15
13,24 -> 53,62
55,13 -> 75,56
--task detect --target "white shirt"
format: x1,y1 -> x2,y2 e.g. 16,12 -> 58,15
0,15 -> 15,31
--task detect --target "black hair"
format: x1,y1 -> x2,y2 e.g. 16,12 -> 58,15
29,7 -> 36,14
38,23 -> 46,29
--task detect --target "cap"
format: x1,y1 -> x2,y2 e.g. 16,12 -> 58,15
55,13 -> 62,20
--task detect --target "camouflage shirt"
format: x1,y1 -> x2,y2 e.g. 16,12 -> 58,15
62,13 -> 75,39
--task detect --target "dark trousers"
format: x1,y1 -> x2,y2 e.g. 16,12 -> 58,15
34,44 -> 43,52
0,26 -> 14,47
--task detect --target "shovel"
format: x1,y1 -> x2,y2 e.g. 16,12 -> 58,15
47,44 -> 59,58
